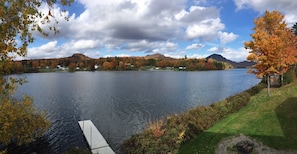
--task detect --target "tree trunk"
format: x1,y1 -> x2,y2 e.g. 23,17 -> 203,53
293,63 -> 297,77
267,75 -> 271,96
281,74 -> 283,86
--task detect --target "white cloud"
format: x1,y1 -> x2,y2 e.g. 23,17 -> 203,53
70,40 -> 102,51
164,52 -> 185,59
175,9 -> 188,20
151,41 -> 178,54
218,31 -> 238,44
26,0 -> 231,59
83,51 -> 102,59
185,43 -> 204,50
116,54 -> 132,57
234,0 -> 297,26
190,53 -> 208,59
27,39 -> 104,60
27,41 -> 59,59
165,42 -> 178,49
162,41 -> 178,52
186,18 -> 225,41
32,4 -> 76,40
102,54 -> 114,58
221,47 -> 250,62
207,47 -> 219,52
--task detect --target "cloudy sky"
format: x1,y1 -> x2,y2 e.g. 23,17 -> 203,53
26,0 -> 297,62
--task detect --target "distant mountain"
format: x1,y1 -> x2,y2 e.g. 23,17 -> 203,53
145,53 -> 172,60
236,61 -> 256,68
68,53 -> 92,62
206,54 -> 255,68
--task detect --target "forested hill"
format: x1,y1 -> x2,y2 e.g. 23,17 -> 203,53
11,53 -> 234,73
206,54 -> 255,68
144,53 -> 175,60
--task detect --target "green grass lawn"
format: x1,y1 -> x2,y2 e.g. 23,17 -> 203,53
179,82 -> 297,153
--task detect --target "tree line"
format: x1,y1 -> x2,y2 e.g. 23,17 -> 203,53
10,55 -> 232,73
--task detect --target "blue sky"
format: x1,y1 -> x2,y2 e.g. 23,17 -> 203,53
26,0 -> 297,62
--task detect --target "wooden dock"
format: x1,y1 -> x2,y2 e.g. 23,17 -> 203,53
78,120 -> 115,154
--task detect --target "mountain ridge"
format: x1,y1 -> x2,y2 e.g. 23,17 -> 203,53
144,53 -> 173,60
206,54 -> 255,68
20,53 -> 253,68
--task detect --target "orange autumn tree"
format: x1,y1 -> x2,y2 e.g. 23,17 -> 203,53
245,10 -> 297,96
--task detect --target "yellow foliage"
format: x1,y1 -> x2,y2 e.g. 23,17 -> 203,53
0,0 -> 72,147
177,130 -> 185,140
0,94 -> 50,145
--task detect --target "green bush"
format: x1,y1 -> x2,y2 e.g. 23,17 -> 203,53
121,83 -> 265,153
246,82 -> 266,95
283,70 -> 294,85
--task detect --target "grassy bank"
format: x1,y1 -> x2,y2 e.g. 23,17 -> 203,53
179,81 -> 297,153
122,82 -> 266,153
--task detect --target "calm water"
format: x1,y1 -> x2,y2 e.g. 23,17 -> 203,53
9,69 -> 260,153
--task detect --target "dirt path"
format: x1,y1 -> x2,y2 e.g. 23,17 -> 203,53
215,134 -> 297,154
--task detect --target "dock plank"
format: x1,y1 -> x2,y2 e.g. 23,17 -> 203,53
78,120 -> 115,154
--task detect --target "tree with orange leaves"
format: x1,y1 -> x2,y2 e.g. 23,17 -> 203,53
245,10 -> 297,96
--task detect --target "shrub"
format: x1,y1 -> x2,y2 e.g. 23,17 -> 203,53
246,82 -> 266,95
283,70 -> 293,85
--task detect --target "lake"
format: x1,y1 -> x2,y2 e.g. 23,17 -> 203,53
9,69 -> 260,153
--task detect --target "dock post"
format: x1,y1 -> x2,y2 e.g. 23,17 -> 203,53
90,126 -> 92,149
